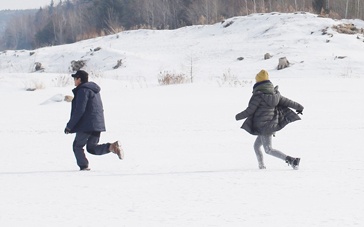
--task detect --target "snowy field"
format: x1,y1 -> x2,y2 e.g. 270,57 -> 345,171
0,12 -> 363,226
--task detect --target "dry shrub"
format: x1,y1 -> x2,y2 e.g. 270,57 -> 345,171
333,23 -> 362,34
158,71 -> 188,85
52,75 -> 72,87
88,70 -> 104,79
130,24 -> 156,30
217,69 -> 252,87
327,10 -> 342,20
76,29 -> 99,42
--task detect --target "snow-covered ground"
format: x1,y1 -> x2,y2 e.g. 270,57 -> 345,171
0,12 -> 363,226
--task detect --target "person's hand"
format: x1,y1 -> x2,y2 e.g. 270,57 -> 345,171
64,128 -> 71,134
296,110 -> 303,115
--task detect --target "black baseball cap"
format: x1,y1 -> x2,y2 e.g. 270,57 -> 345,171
71,70 -> 88,81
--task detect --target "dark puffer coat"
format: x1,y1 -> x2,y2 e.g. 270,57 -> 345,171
235,80 -> 303,135
66,82 -> 106,133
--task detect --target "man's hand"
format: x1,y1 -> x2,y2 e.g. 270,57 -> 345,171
64,128 -> 71,134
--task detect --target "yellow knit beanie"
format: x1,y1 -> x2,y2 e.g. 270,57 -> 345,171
255,70 -> 269,82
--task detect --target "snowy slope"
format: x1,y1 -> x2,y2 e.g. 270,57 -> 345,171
1,12 -> 364,80
0,12 -> 363,227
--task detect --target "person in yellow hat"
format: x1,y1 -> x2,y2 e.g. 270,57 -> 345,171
235,69 -> 304,169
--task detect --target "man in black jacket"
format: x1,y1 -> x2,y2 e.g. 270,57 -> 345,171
65,70 -> 123,171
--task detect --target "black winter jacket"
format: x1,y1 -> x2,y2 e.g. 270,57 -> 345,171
66,82 -> 106,133
235,81 -> 303,135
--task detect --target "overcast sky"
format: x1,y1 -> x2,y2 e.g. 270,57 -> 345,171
0,0 -> 57,10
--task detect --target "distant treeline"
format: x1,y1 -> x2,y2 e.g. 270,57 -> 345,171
0,0 -> 363,50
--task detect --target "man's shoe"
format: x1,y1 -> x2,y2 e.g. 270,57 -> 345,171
110,141 -> 124,160
80,167 -> 91,171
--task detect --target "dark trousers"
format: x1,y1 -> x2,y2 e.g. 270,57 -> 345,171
73,131 -> 111,168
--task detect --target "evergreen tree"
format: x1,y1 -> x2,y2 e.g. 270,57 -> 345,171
35,21 -> 55,47
312,0 -> 325,13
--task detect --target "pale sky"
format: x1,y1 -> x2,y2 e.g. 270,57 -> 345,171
0,0 -> 58,10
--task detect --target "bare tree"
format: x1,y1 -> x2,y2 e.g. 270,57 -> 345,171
3,13 -> 34,49
294,0 -> 298,10
104,7 -> 123,34
357,0 -> 361,18
145,0 -> 156,28
345,0 -> 350,18
51,4 -> 68,45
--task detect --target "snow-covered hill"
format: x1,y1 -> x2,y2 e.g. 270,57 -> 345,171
1,12 -> 364,82
0,12 -> 363,227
